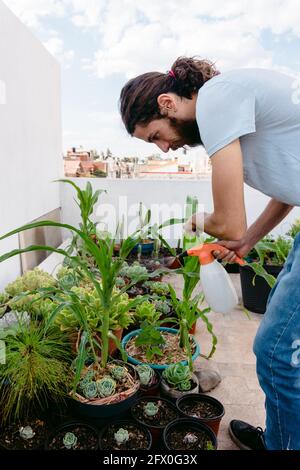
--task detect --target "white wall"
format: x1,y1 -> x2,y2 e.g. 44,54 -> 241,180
0,1 -> 62,289
60,178 -> 300,242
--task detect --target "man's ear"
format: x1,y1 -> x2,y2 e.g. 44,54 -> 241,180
157,93 -> 176,114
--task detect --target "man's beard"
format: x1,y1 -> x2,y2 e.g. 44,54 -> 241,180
169,117 -> 202,149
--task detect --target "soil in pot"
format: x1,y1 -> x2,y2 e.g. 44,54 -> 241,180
131,397 -> 178,428
177,394 -> 225,436
125,331 -> 196,366
0,418 -> 48,450
99,420 -> 151,450
46,422 -> 98,450
164,419 -> 217,450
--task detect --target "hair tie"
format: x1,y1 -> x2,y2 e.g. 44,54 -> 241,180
168,70 -> 176,79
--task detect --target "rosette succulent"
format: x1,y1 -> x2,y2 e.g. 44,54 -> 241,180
162,363 -> 192,391
83,381 -> 98,399
110,365 -> 127,381
143,402 -> 159,417
63,432 -> 78,450
114,428 -> 129,445
97,377 -> 116,397
19,426 -> 35,440
136,364 -> 154,386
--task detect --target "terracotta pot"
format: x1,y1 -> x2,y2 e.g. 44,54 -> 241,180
108,328 -> 123,356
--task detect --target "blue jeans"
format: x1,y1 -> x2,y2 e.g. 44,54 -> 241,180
253,232 -> 300,449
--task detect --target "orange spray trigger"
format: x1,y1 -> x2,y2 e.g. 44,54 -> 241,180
187,243 -> 245,266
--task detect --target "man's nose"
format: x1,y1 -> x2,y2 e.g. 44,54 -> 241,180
156,141 -> 170,153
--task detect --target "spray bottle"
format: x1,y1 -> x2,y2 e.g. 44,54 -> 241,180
170,243 -> 245,314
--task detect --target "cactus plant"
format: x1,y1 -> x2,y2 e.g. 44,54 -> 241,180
143,402 -> 159,417
97,377 -> 116,398
114,428 -> 129,445
136,364 -> 154,386
63,432 -> 78,450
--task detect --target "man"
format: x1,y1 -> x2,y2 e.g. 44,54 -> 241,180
119,56 -> 300,450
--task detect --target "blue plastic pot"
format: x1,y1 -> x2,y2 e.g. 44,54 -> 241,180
131,240 -> 154,254
121,327 -> 200,371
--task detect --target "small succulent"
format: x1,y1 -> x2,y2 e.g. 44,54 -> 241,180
120,262 -> 148,281
63,432 -> 78,450
116,277 -> 126,288
143,402 -> 159,417
162,363 -> 192,391
143,281 -> 169,296
114,428 -> 129,445
19,426 -> 35,440
136,364 -> 155,386
97,376 -> 116,397
153,299 -> 171,316
183,432 -> 198,445
83,381 -> 98,399
110,365 -> 127,381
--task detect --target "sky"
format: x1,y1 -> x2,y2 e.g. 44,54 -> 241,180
3,0 -> 300,158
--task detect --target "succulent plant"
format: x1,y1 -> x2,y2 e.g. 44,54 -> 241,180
114,428 -> 129,445
136,364 -> 155,386
83,381 -> 98,399
115,277 -> 126,288
143,281 -> 169,296
119,262 -> 148,281
110,365 -> 127,381
135,301 -> 159,324
162,363 -> 192,391
183,432 -> 198,444
63,432 -> 78,450
97,376 -> 116,397
19,426 -> 35,440
143,402 -> 159,417
153,299 -> 171,316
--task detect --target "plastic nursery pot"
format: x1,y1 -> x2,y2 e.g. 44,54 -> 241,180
239,264 -> 283,314
131,240 -> 154,255
139,370 -> 162,398
45,420 -> 99,450
67,361 -> 140,421
160,373 -> 199,402
131,396 -> 179,446
121,327 -> 200,371
0,418 -> 49,450
163,417 -> 217,451
176,393 -> 225,437
99,419 -> 152,450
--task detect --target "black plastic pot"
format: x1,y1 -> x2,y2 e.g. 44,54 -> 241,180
45,420 -> 99,450
131,396 -> 179,445
139,370 -> 162,397
99,419 -> 152,450
163,417 -> 217,450
176,393 -> 225,436
239,264 -> 283,314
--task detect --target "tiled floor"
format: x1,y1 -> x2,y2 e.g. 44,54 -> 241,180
165,272 -> 266,451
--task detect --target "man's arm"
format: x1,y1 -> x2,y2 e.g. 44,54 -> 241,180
216,198 -> 294,262
188,139 -> 247,240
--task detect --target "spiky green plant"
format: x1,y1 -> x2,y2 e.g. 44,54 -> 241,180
0,320 -> 71,424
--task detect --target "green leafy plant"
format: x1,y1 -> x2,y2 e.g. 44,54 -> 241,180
162,363 -> 192,391
286,218 -> 300,239
143,281 -> 170,296
0,320 -> 71,423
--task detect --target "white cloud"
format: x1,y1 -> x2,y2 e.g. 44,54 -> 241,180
79,0 -> 300,79
3,0 -> 65,29
43,37 -> 75,67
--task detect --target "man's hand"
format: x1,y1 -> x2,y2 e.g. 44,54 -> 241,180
212,238 -> 253,263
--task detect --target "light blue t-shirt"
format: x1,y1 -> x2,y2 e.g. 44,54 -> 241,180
196,68 -> 300,206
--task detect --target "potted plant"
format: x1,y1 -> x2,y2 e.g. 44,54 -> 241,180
176,393 -> 225,436
131,396 -> 179,444
0,317 -> 72,426
135,364 -> 161,397
0,419 -> 49,450
163,417 -> 217,450
46,421 -> 99,450
99,419 -> 152,450
161,363 -> 199,401
130,202 -> 154,256
239,235 -> 292,313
